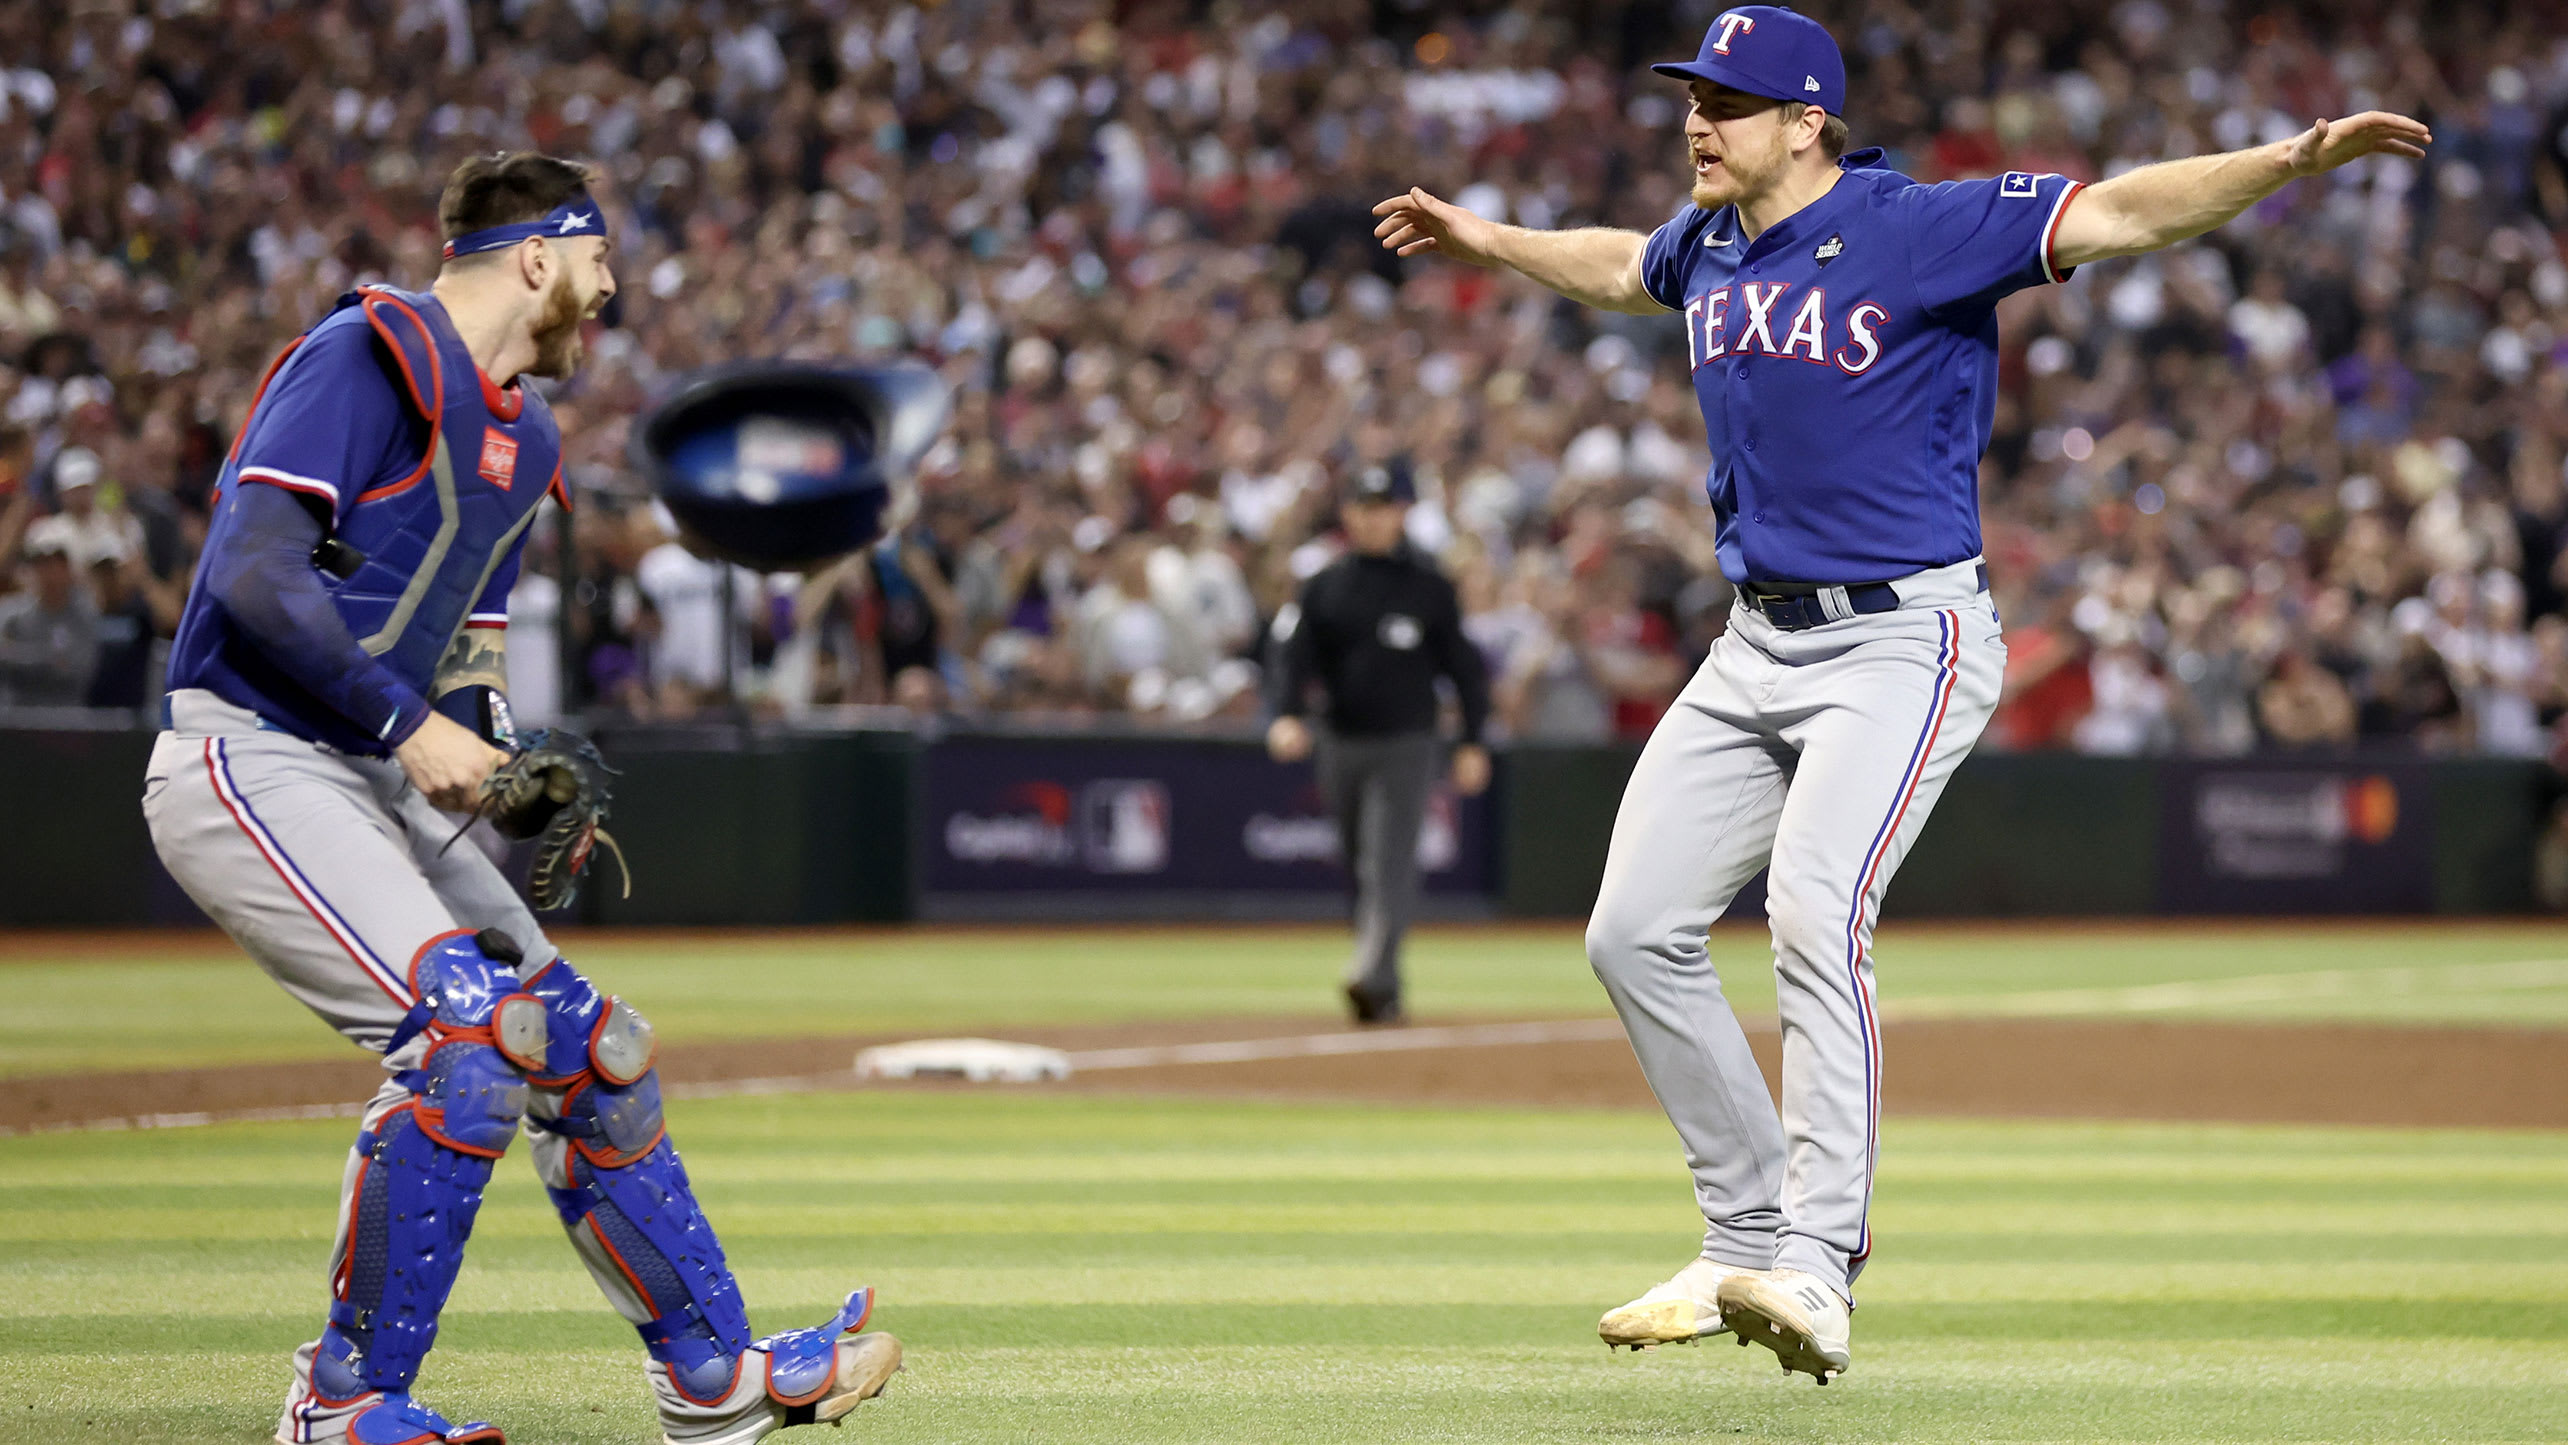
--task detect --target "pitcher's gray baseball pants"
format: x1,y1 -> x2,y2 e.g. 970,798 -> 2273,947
1318,730 -> 1439,1008
1585,563 -> 2002,1299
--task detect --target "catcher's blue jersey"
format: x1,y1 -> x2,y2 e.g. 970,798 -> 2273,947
1641,150 -> 2082,585
167,287 -> 565,754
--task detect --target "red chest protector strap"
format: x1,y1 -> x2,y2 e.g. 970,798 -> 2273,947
356,286 -> 569,511
351,289 -> 447,506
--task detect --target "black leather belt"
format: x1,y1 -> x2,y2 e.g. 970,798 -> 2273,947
1743,563 -> 1988,632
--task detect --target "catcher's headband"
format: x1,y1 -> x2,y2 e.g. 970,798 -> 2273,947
442,192 -> 605,260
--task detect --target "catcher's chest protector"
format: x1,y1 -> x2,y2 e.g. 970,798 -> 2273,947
285,287 -> 566,687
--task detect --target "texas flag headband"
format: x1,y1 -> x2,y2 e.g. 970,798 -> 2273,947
441,192 -> 605,260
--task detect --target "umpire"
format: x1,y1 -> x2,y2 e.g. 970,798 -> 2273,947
1267,462 -> 1491,1024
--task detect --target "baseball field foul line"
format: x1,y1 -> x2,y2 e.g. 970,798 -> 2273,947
1890,957 -> 2568,1019
1059,1018 -> 1632,1070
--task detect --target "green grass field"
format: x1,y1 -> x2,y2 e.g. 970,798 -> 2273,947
6,920 -> 2568,1078
6,923 -> 2568,1442
7,1098 -> 2566,1443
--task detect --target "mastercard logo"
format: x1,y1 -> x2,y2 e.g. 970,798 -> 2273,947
2344,775 -> 2399,844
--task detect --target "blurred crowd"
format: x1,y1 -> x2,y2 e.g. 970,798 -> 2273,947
4,0 -> 2568,766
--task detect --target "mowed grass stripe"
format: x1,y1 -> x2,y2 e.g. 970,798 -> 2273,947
16,1257 -> 2568,1318
9,1342 -> 2567,1444
16,1198 -> 2565,1245
10,1151 -> 2564,1193
13,1098 -> 2567,1161
18,1227 -> 2568,1290
12,1299 -> 2568,1357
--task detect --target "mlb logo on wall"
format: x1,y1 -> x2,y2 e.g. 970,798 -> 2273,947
1081,780 -> 1172,874
478,430 -> 519,489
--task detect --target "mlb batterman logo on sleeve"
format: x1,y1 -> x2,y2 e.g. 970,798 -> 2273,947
1652,5 -> 1846,115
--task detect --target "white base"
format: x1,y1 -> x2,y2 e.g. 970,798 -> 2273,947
853,1038 -> 1073,1084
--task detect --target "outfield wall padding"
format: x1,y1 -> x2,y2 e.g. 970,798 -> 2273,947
0,726 -> 2545,924
1499,749 -> 2162,919
2,729 -> 172,925
570,725 -> 917,926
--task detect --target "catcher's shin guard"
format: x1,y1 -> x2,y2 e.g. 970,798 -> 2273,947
284,933 -> 535,1443
522,958 -> 756,1403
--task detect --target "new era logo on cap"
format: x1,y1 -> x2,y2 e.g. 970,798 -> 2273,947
1805,76 -> 1820,91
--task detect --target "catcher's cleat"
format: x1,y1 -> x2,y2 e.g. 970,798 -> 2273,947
653,1289 -> 902,1445
1717,1268 -> 1851,1384
1599,1257 -> 1757,1349
274,1390 -> 505,1445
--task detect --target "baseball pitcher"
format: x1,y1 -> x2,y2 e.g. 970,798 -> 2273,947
143,153 -> 899,1444
1374,5 -> 2428,1383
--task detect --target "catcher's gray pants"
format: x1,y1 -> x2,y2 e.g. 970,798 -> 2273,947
142,689 -> 617,1434
1317,730 -> 1439,1007
1585,573 -> 2002,1299
143,689 -> 557,1038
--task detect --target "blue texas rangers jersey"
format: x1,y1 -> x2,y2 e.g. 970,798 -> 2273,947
166,286 -> 567,754
1641,150 -> 2083,585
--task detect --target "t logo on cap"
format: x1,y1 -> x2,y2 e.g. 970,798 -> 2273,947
1651,5 -> 1847,118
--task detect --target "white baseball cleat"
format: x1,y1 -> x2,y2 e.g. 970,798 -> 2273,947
1597,1256 -> 1757,1349
1717,1268 -> 1851,1383
652,1290 -> 903,1444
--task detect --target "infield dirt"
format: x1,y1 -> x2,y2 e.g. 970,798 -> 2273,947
10,1010 -> 2564,1134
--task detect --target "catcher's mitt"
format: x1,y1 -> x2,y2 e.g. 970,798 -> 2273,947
452,728 -> 630,911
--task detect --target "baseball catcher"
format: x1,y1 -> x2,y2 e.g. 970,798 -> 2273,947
142,153 -> 899,1444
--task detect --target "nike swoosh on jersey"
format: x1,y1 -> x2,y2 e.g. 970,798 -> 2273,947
1703,234 -> 1734,247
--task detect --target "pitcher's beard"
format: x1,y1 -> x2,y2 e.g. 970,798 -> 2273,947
1690,135 -> 1787,211
529,274 -> 588,380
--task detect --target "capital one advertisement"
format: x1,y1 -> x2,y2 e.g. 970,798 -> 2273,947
2156,760 -> 2434,913
921,736 -> 1492,897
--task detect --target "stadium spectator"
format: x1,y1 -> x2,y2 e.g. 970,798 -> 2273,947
81,529 -> 177,712
0,0 -> 2559,767
0,519 -> 95,706
2258,650 -> 2361,748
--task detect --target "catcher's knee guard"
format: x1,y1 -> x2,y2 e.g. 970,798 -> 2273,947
523,958 -> 755,1403
307,932 -> 537,1412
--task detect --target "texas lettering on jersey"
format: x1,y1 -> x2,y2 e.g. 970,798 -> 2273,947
1639,151 -> 2082,585
1683,284 -> 1892,376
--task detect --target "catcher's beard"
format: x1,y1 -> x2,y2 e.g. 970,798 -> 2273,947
528,272 -> 588,380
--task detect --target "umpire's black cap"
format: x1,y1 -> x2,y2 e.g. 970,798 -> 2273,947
1346,459 -> 1417,505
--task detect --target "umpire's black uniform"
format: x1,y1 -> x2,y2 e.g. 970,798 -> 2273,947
1269,472 -> 1489,1024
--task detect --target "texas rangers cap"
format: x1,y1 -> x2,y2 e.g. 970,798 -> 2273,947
1653,6 -> 1846,116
